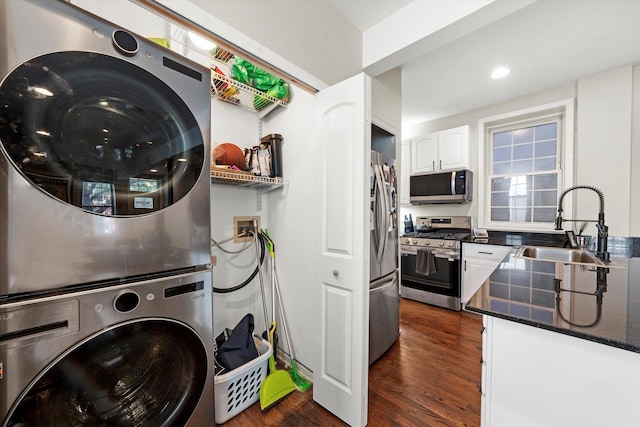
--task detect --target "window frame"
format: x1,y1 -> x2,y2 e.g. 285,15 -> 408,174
81,181 -> 116,215
477,99 -> 575,232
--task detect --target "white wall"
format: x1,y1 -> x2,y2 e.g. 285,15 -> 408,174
70,0 -> 169,37
372,68 -> 402,133
576,66 -> 633,238
401,64 -> 638,238
259,91 -> 318,370
209,87 -> 318,371
209,102 -> 267,336
186,0 -> 362,87
632,67 -> 640,237
401,80 -> 575,229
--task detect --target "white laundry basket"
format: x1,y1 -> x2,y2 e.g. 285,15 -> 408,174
214,336 -> 272,424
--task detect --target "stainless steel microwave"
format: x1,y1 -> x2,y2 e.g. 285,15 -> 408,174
409,169 -> 473,204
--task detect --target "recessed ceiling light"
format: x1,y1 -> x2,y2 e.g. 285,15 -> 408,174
491,67 -> 511,79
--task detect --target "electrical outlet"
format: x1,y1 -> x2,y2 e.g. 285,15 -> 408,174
233,216 -> 260,243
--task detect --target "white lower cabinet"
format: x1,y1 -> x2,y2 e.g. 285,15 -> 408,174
481,316 -> 640,427
462,243 -> 511,304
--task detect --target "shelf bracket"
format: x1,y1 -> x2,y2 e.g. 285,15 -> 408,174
256,189 -> 263,211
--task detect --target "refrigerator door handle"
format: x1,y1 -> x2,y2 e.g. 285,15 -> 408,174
373,164 -> 389,265
372,163 -> 383,261
370,271 -> 398,294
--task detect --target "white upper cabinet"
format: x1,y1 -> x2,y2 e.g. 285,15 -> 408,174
410,125 -> 469,174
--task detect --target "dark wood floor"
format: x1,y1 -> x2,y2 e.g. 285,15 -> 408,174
219,298 -> 483,426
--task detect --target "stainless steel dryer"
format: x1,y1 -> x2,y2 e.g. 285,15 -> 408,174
0,269 -> 214,426
0,0 -> 211,297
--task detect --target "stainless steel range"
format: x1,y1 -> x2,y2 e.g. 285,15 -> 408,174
400,216 -> 471,311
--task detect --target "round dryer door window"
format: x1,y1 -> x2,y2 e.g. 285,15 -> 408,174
5,320 -> 208,426
0,51 -> 205,216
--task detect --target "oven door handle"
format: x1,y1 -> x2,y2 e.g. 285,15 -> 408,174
434,252 -> 459,260
401,248 -> 459,260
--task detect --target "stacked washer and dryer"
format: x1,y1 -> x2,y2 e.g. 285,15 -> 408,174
0,1 -> 215,425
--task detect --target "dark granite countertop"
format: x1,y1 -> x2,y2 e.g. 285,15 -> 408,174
465,248 -> 640,353
465,231 -> 640,258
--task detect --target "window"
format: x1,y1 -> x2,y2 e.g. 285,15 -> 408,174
82,182 -> 115,215
478,100 -> 574,231
129,177 -> 159,193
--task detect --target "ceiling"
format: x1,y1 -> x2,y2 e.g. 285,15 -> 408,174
331,0 -> 640,128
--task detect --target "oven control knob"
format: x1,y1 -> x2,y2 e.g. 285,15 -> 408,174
448,242 -> 455,248
424,240 -> 430,245
411,239 -> 418,244
439,241 -> 445,247
404,238 -> 411,244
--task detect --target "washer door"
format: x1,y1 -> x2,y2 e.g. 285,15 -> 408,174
0,51 -> 205,216
4,320 -> 208,426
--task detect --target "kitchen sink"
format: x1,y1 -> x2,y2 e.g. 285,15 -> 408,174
515,246 -> 625,269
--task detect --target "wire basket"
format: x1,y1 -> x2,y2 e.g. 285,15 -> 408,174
214,336 -> 272,424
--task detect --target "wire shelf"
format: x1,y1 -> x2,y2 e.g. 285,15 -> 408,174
210,168 -> 287,191
169,26 -> 287,114
210,69 -> 287,113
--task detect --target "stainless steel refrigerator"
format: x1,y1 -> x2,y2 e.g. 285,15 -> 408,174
369,123 -> 400,364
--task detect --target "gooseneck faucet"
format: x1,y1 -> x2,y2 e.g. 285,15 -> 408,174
554,185 -> 609,261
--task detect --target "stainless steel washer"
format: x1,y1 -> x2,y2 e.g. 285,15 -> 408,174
0,269 -> 214,426
0,0 -> 211,297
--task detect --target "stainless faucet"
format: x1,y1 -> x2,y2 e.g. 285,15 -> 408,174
554,185 -> 610,261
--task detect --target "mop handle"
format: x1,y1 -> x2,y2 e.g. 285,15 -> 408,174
274,263 -> 296,360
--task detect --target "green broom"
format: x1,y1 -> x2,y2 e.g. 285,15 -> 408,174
257,229 -> 296,410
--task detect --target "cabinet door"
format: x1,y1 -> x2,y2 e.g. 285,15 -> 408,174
462,244 -> 511,304
411,133 -> 438,174
463,259 -> 502,304
481,316 -> 491,427
439,125 -> 469,170
484,316 -> 640,427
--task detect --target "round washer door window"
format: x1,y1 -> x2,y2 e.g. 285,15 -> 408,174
0,51 -> 205,216
5,320 -> 208,426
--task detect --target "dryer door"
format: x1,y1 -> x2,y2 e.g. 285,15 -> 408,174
0,51 -> 205,216
4,319 -> 208,427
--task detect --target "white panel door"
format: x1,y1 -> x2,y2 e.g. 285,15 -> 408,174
313,73 -> 370,427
